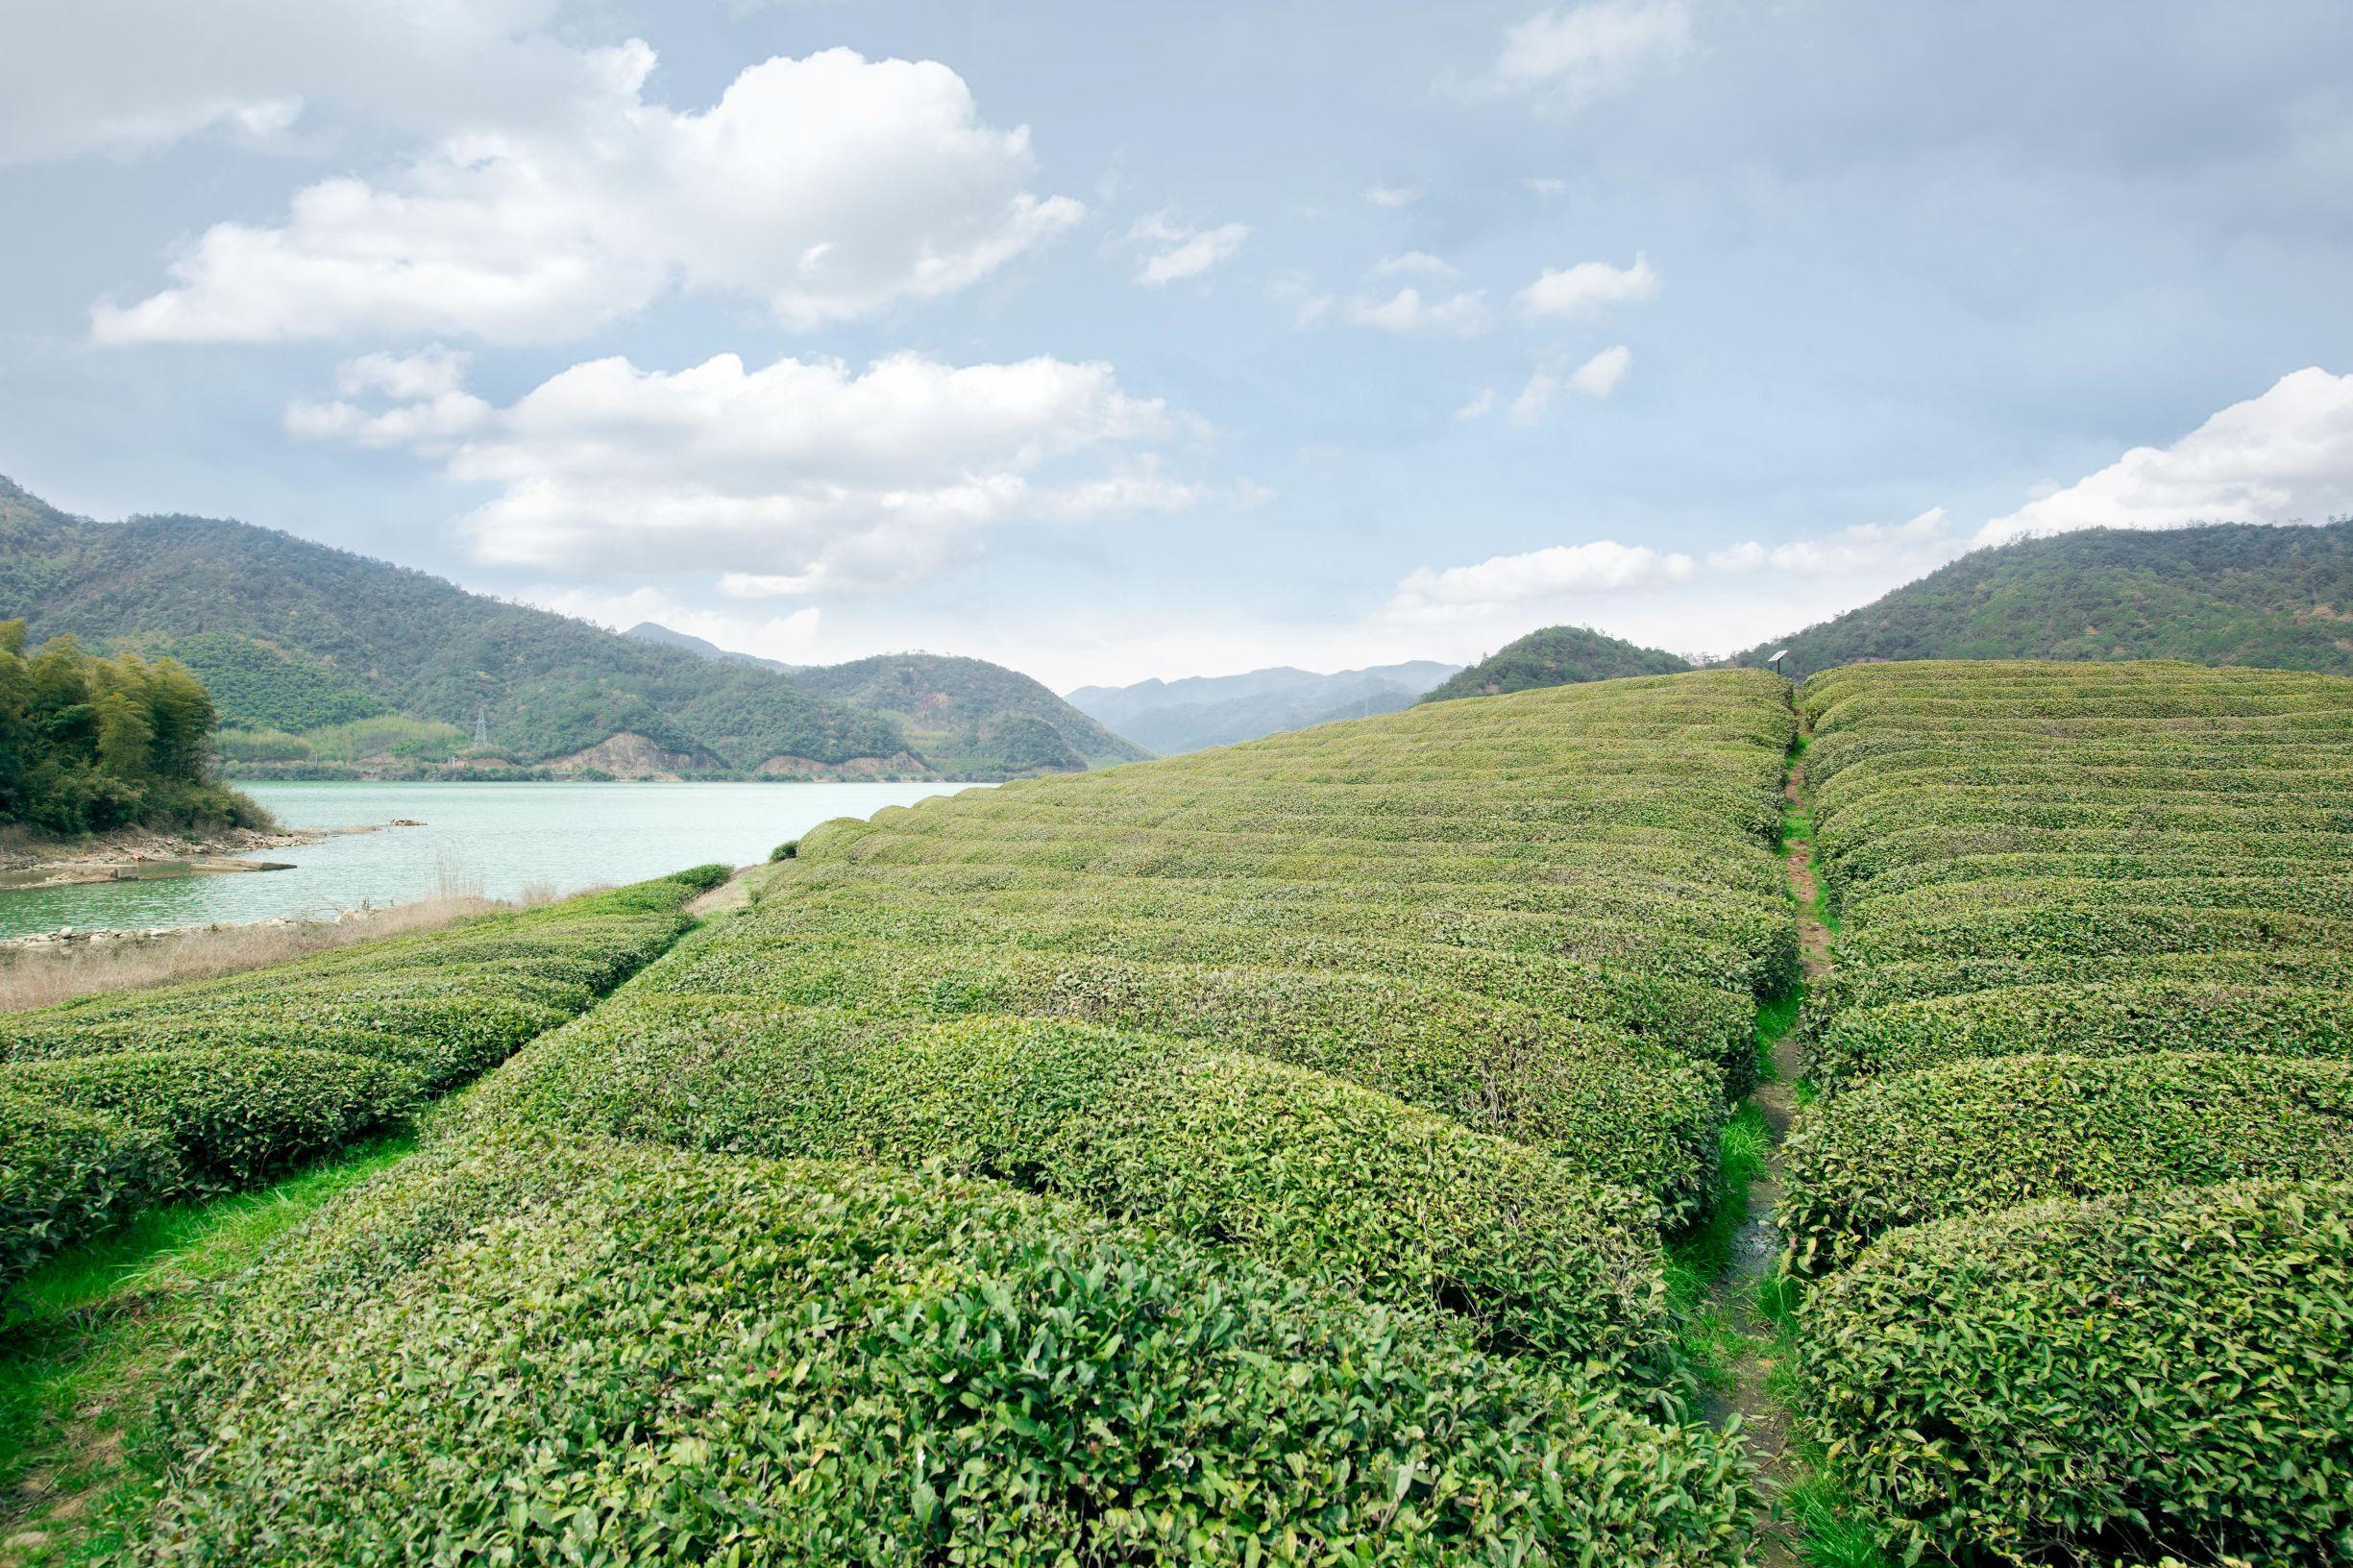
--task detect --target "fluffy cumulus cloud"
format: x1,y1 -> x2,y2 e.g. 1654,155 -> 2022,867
92,48 -> 1081,344
1977,367 -> 2353,544
1516,254 -> 1662,319
1345,286 -> 1492,336
1127,211 -> 1252,285
1489,0 -> 1693,109
289,348 -> 1186,593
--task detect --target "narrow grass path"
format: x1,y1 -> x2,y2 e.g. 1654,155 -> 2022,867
0,1136 -> 416,1566
1690,724 -> 1844,1565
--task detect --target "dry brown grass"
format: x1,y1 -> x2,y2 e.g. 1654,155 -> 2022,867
0,894 -> 503,1014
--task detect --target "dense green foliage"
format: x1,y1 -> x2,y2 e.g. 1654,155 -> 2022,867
0,478 -> 911,771
214,713 -> 469,766
1740,519 -> 2353,679
149,630 -> 387,732
0,1090 -> 177,1296
1780,1052 -> 2353,1273
462,1001 -> 1670,1364
1794,1181 -> 2353,1566
0,1048 -> 421,1193
111,672 -> 1797,1563
136,1138 -> 1755,1566
0,869 -> 718,1285
1784,658 -> 2353,1560
1420,625 -> 1690,702
779,651 -> 1148,772
0,621 -> 260,836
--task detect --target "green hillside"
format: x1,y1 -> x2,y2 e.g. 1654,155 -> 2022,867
1420,625 -> 1691,702
789,651 -> 1147,774
0,478 -> 919,777
1737,520 -> 2353,680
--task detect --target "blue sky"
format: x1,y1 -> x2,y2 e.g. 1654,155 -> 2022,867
4,0 -> 2350,688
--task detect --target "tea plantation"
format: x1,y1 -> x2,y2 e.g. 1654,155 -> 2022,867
1782,661 -> 2353,1564
5,660 -> 2349,1564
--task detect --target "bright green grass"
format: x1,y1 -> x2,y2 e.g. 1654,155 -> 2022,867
0,1135 -> 414,1565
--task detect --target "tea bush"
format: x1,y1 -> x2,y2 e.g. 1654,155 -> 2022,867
1780,1051 -> 2353,1273
0,867 -> 720,1278
135,1135 -> 1758,1567
1786,659 -> 2353,1559
0,1089 -> 178,1294
1793,1181 -> 2353,1566
0,1047 -> 422,1192
461,998 -> 1671,1362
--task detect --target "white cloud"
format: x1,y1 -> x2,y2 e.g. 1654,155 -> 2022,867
1127,211 -> 1251,285
1524,177 -> 1568,195
92,48 -> 1082,344
1387,540 -> 1699,625
1455,388 -> 1498,422
1977,367 -> 2353,544
333,346 -> 471,401
1705,509 -> 1957,575
291,348 -> 1185,593
0,0 -> 609,162
1366,184 -> 1423,208
1375,251 -> 1459,280
1491,1 -> 1694,109
525,584 -> 825,663
1516,254 -> 1662,319
1345,286 -> 1493,336
1510,345 -> 1632,423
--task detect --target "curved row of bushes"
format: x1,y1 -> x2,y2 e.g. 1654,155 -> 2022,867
643,933 -> 1727,1215
116,674 -> 1798,1564
459,996 -> 1673,1365
1782,658 -> 2353,1562
0,867 -> 723,1296
135,1137 -> 1757,1565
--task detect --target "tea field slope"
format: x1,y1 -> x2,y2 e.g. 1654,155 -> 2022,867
99,669 -> 1806,1565
1780,659 -> 2353,1564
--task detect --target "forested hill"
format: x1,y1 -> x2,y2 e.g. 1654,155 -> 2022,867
0,478 -> 914,775
1419,625 -> 1691,702
787,652 -> 1148,773
1735,520 -> 2353,680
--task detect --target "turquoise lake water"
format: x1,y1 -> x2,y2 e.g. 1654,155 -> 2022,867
0,780 -> 979,939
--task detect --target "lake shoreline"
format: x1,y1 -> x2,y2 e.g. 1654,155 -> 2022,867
0,821 -> 416,893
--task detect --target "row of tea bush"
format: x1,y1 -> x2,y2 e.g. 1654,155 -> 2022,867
1777,660 -> 2353,1564
122,673 -> 1802,1564
0,868 -> 723,1293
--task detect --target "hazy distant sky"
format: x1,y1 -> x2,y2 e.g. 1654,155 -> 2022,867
4,0 -> 2350,687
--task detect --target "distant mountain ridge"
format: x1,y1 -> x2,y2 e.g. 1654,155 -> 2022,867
0,478 -> 1120,780
1420,626 -> 1689,702
1734,521 -> 2353,680
623,622 -> 802,674
639,632 -> 1147,773
1066,661 -> 1460,754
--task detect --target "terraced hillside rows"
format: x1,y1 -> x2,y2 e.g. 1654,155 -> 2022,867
1,869 -> 723,1293
1778,661 -> 2353,1564
107,671 -> 1800,1565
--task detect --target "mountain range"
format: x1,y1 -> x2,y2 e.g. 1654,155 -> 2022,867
0,478 -> 1136,781
1732,520 -> 2353,680
1065,662 -> 1460,754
